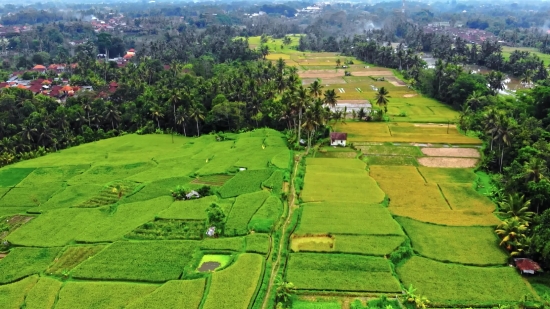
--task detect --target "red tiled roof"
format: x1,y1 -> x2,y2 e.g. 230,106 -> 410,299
515,259 -> 542,272
61,85 -> 73,92
33,65 -> 46,70
330,132 -> 347,141
16,84 -> 27,89
128,48 -> 135,52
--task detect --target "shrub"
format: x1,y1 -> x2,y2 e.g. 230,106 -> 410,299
171,185 -> 189,200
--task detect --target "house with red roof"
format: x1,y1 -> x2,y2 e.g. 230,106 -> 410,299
32,65 -> 46,73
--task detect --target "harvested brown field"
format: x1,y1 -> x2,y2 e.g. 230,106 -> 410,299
386,76 -> 407,86
414,123 -> 457,128
337,100 -> 370,104
421,148 -> 480,158
299,71 -> 344,78
403,94 -> 417,98
417,157 -> 478,168
352,71 -> 393,76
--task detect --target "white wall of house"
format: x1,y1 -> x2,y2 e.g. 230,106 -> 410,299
331,139 -> 346,146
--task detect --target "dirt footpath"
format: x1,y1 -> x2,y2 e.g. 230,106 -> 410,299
421,148 -> 481,158
417,157 -> 478,168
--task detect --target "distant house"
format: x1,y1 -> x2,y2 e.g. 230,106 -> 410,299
514,258 -> 542,275
186,190 -> 200,199
32,65 -> 46,73
330,132 -> 347,147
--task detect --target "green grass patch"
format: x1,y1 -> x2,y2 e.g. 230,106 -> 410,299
75,180 -> 141,208
191,174 -> 234,186
72,241 -> 198,282
302,159 -> 385,203
365,155 -> 418,166
0,207 -> 30,218
17,165 -> 89,186
291,235 -> 404,256
121,176 -> 192,203
219,169 -> 273,198
0,275 -> 38,309
25,276 -> 63,309
68,162 -> 154,185
296,202 -> 403,236
126,219 -> 205,240
528,274 -> 550,299
292,299 -> 342,309
0,168 -> 35,187
36,184 -> 103,211
200,237 -> 244,251
248,195 -> 282,233
357,145 -> 422,156
0,247 -> 61,284
245,233 -> 270,254
262,170 -> 284,195
202,253 -> 264,309
396,256 -> 535,306
396,217 -> 507,265
55,281 -> 158,309
225,191 -> 270,236
126,279 -> 206,309
47,245 -> 106,275
418,167 -> 477,184
7,196 -> 173,246
1,183 -> 64,207
271,149 -> 291,169
287,253 -> 401,292
439,183 -> 496,213
158,195 -> 219,220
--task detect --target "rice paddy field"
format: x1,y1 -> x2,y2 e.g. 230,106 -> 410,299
0,128 -> 289,308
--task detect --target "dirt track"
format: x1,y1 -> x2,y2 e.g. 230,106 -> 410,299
417,157 -> 478,168
421,148 -> 481,158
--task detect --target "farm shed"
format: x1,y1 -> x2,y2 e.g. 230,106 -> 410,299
514,258 -> 542,275
330,132 -> 347,146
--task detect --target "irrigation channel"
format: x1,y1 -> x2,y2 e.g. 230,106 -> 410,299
261,152 -> 304,309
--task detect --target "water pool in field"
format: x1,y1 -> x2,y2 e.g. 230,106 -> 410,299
197,254 -> 232,272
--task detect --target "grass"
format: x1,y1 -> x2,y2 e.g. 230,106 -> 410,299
68,162 -> 155,185
286,253 -> 401,292
157,195 -> 219,220
17,165 -> 89,186
202,253 -> 264,309
36,184 -> 103,211
24,277 -> 63,309
126,219 -> 205,240
7,196 -> 173,246
418,167 -> 477,184
225,190 -> 270,236
47,245 -> 106,275
245,233 -> 270,254
296,202 -> 403,236
334,122 -> 481,144
364,155 -> 418,166
0,168 -> 35,187
71,241 -> 198,282
439,183 -> 496,213
0,183 -> 64,207
219,169 -> 273,198
200,237 -> 244,251
357,145 -> 422,156
262,170 -> 284,195
397,256 -> 535,306
0,275 -> 38,309
55,281 -> 159,309
248,195 -> 282,233
121,176 -> 192,203
191,174 -> 234,186
396,217 -> 507,265
292,299 -> 342,309
126,279 -> 206,309
301,159 -> 385,204
0,247 -> 61,284
502,46 -> 550,66
291,235 -> 405,256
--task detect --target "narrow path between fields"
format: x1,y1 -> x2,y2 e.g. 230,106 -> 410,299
261,152 -> 303,309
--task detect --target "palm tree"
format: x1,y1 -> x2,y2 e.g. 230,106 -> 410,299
81,98 -> 92,127
295,86 -> 310,144
375,87 -> 390,115
496,194 -> 535,224
523,157 -> 547,183
494,116 -> 513,172
188,105 -> 205,136
168,90 -> 182,126
176,106 -> 187,136
308,79 -> 323,98
495,217 -> 529,255
149,105 -> 164,129
336,58 -> 341,68
104,105 -> 121,130
465,91 -> 485,111
323,89 -> 339,108
487,71 -> 505,95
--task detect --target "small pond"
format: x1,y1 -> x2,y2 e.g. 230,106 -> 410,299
197,254 -> 232,273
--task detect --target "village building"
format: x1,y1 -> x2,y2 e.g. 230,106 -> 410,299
330,132 -> 347,147
514,258 -> 542,275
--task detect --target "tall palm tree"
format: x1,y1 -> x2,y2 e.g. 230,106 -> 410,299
323,89 -> 339,108
375,87 -> 390,115
104,105 -> 121,130
523,157 -> 547,183
494,116 -> 513,172
465,91 -> 485,111
295,86 -> 310,144
176,106 -> 187,137
81,98 -> 92,127
308,79 -> 323,98
487,71 -> 505,95
188,105 -> 205,136
149,105 -> 164,129
168,90 -> 182,127
496,194 -> 534,224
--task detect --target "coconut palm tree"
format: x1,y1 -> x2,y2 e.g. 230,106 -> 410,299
487,71 -> 506,95
308,79 -> 323,98
149,105 -> 164,129
495,217 -> 529,255
323,89 -> 339,108
336,58 -> 341,68
167,89 -> 182,126
295,86 -> 310,144
375,87 -> 390,115
103,104 -> 121,130
188,105 -> 205,136
465,91 -> 485,111
523,157 -> 547,183
494,116 -> 514,172
496,194 -> 534,224
176,106 -> 187,136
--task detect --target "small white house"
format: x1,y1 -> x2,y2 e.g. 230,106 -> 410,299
330,132 -> 347,147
